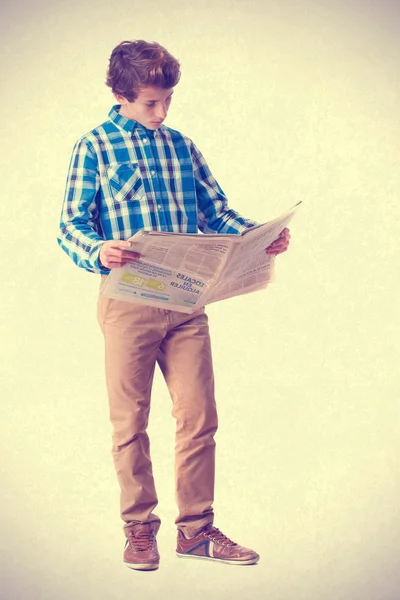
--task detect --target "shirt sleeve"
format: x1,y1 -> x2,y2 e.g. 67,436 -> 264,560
57,138 -> 108,274
189,141 -> 259,234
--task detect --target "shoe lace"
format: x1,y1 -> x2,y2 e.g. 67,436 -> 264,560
128,529 -> 155,552
203,526 -> 238,547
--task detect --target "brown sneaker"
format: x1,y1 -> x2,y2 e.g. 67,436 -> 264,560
124,523 -> 160,571
176,524 -> 259,565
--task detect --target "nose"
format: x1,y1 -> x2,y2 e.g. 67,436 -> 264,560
155,102 -> 168,121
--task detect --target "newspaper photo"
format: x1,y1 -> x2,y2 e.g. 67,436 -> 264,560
100,201 -> 302,313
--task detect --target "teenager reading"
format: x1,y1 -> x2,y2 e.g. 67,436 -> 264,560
58,39 -> 290,571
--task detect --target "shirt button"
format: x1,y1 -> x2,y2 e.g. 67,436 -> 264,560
142,138 -> 148,143
157,204 -> 162,210
151,170 -> 156,176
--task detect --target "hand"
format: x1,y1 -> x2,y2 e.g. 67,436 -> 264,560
99,240 -> 140,269
265,227 -> 291,255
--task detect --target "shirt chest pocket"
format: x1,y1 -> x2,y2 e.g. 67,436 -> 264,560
106,163 -> 145,203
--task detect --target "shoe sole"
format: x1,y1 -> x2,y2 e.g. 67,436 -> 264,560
176,552 -> 259,566
124,562 -> 159,571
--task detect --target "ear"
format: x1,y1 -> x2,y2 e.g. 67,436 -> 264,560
114,93 -> 128,105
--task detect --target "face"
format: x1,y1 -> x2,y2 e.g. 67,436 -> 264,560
115,86 -> 174,130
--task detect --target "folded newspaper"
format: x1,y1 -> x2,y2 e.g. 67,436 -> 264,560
100,201 -> 302,313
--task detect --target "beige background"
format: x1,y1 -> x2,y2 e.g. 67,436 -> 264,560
1,0 -> 399,598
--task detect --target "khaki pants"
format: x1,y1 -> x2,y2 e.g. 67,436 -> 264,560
97,281 -> 218,536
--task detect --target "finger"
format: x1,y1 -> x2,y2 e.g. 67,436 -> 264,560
108,250 -> 140,260
105,252 -> 140,265
106,258 -> 136,267
266,248 -> 287,255
266,243 -> 289,253
121,251 -> 140,260
108,240 -> 133,249
276,236 -> 291,246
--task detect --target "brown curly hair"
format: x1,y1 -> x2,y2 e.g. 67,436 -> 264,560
105,40 -> 181,102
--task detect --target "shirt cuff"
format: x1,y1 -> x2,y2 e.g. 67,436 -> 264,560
89,241 -> 110,275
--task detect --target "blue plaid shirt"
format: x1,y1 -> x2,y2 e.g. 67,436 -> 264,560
57,105 -> 258,274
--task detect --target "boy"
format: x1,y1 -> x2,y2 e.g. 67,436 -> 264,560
58,40 -> 290,571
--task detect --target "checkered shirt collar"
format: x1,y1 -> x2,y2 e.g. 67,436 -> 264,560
108,105 -> 159,135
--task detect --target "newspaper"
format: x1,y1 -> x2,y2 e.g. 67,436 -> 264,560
100,201 -> 302,313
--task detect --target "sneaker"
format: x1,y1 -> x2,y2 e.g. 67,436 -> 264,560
124,523 -> 160,571
176,524 -> 259,565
